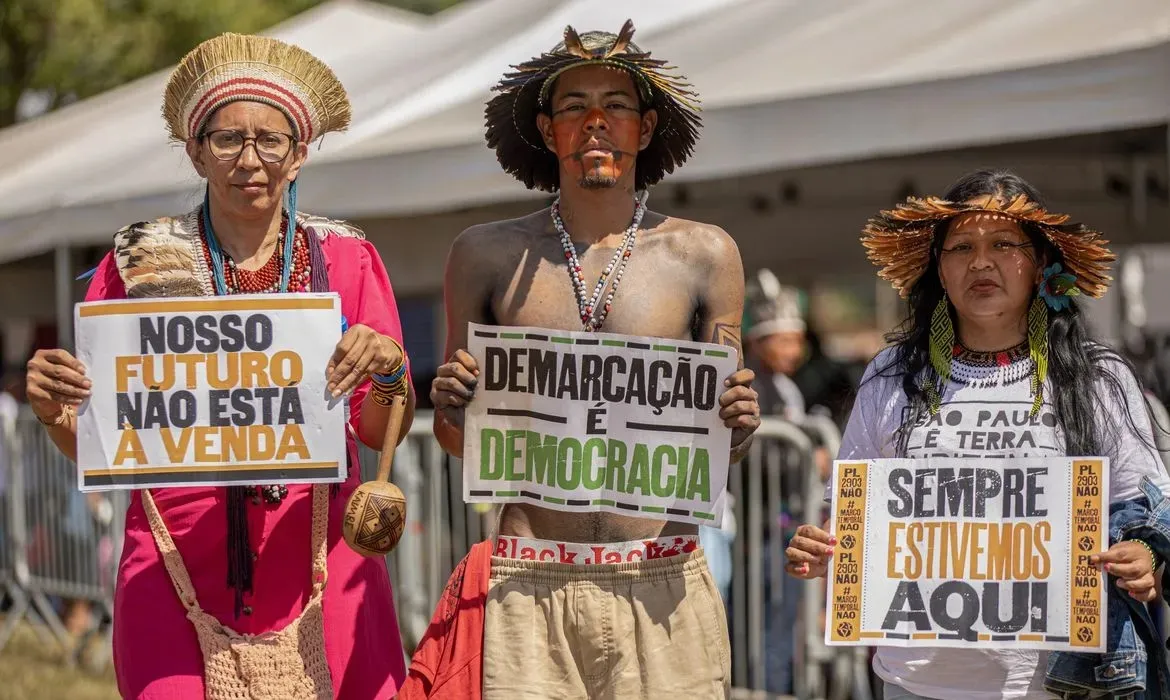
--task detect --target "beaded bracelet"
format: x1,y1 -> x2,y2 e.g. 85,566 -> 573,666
1134,539 -> 1160,571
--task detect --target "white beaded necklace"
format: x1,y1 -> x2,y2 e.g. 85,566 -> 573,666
551,190 -> 648,331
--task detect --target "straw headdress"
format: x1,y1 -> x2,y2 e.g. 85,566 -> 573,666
485,19 -> 701,192
744,269 -> 805,341
163,33 -> 351,143
862,194 -> 1116,299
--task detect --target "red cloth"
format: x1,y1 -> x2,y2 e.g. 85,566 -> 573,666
399,540 -> 493,700
88,236 -> 411,699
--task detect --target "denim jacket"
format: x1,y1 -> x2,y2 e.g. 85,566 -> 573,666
1044,476 -> 1170,700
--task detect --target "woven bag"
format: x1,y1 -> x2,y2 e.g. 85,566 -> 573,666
142,485 -> 334,699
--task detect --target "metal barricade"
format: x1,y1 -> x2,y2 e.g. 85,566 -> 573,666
0,408 -> 127,669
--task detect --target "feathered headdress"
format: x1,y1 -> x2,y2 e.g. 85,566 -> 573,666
485,19 -> 701,192
862,194 -> 1116,298
744,269 -> 806,341
163,32 -> 351,143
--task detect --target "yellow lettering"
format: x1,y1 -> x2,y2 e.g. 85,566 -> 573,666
888,522 -> 905,579
113,428 -> 147,465
115,356 -> 140,393
269,350 -> 303,387
274,424 -> 309,460
241,352 -> 270,388
1033,521 -> 1051,578
160,427 -> 192,463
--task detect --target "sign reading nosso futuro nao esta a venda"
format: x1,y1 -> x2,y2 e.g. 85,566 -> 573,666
826,457 -> 1108,653
74,295 -> 347,491
461,323 -> 740,526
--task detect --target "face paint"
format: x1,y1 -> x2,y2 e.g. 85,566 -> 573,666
551,104 -> 642,189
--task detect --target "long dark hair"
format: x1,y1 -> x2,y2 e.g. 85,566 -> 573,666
876,168 -> 1153,456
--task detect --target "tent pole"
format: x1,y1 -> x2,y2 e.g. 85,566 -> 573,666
54,245 -> 73,353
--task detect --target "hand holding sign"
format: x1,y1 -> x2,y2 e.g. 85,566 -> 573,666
1091,541 -> 1158,602
718,367 -> 760,446
785,522 -> 835,579
430,349 -> 479,427
326,323 -> 404,398
26,348 -> 92,419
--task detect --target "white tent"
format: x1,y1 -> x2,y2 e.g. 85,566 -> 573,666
0,0 -> 1167,266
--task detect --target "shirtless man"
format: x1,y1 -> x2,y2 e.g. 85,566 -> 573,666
419,22 -> 759,699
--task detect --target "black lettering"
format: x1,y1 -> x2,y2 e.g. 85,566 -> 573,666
975,469 -> 1002,517
530,349 -> 557,396
1026,468 -> 1048,517
116,392 -> 143,430
930,581 -> 980,641
587,404 -> 606,435
913,470 -> 935,517
648,360 -> 672,414
484,347 -> 507,391
924,429 -> 940,449
694,364 -> 717,411
982,582 -> 1029,633
557,354 -> 579,400
219,314 -> 245,352
1030,582 -> 1047,632
167,317 -> 194,353
625,358 -> 646,405
508,347 -> 526,393
580,354 -> 603,402
1002,469 -> 1025,518
601,356 -> 626,403
881,581 -> 930,631
140,317 -> 166,354
671,359 -> 693,410
209,390 -> 231,427
244,314 -> 273,351
938,468 -> 974,517
278,388 -> 304,424
976,410 -> 992,427
888,468 -> 912,517
231,389 -> 256,427
194,315 -> 218,353
144,391 -> 170,429
169,390 -> 196,429
254,387 -> 280,424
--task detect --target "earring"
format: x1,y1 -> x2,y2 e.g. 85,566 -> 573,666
927,295 -> 955,414
1027,295 -> 1049,416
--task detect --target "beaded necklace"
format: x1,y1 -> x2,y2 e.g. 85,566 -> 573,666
197,212 -> 311,504
551,191 -> 648,331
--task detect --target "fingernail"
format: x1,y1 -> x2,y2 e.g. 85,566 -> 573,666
1105,563 -> 1112,572
331,389 -> 340,398
828,537 -> 838,545
825,548 -> 834,556
799,564 -> 808,572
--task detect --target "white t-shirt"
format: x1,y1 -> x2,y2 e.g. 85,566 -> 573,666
834,345 -> 1170,700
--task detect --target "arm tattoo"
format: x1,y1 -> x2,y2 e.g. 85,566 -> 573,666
710,322 -> 742,352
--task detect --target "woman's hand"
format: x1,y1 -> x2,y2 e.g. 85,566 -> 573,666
326,324 -> 404,398
26,349 -> 91,423
785,522 -> 835,580
1091,540 -> 1158,602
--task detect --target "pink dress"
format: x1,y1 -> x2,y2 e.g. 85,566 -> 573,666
85,236 -> 409,699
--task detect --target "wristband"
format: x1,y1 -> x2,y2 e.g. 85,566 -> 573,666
1135,539 -> 1160,571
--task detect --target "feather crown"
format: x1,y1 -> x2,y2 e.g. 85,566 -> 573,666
163,33 -> 351,144
861,193 -> 1115,299
485,19 -> 701,192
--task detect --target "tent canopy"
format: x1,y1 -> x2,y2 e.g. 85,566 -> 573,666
0,0 -> 1166,264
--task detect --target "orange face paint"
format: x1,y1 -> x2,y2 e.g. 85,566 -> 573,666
551,104 -> 642,188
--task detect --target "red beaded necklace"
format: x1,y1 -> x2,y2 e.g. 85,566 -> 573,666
197,215 -> 311,294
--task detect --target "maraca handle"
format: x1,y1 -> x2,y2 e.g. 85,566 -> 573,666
376,394 -> 409,483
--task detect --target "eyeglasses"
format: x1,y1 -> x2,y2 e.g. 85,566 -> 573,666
202,130 -> 295,163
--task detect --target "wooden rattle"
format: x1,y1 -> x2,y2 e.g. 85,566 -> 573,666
342,393 -> 408,557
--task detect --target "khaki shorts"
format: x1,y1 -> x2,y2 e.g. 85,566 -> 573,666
482,541 -> 731,700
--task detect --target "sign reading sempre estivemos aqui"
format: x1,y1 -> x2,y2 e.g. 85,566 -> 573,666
826,457 -> 1108,653
462,323 -> 739,525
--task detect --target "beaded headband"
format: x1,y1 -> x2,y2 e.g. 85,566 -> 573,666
163,33 -> 351,143
861,193 -> 1116,299
485,19 -> 701,192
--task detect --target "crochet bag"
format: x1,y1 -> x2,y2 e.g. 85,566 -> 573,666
142,485 -> 334,699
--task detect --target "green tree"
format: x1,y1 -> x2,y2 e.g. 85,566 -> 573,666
0,0 -> 462,128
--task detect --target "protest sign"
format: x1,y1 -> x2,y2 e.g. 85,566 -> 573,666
826,458 -> 1107,653
75,294 -> 347,491
462,323 -> 739,525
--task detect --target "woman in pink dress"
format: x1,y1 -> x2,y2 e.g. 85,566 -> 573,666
24,33 -> 410,698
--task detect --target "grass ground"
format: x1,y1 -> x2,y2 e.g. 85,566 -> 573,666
0,623 -> 119,700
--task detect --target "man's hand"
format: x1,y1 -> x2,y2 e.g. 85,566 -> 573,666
430,349 -> 479,429
719,368 -> 759,454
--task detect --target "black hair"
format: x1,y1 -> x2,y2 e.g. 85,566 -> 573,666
873,168 -> 1158,457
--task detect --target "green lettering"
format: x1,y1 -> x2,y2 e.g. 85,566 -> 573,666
557,438 -> 583,489
651,444 -> 676,497
582,438 -> 606,490
627,444 -> 652,495
480,428 -> 504,479
526,431 -> 559,486
606,439 -> 628,492
686,448 -> 711,502
503,429 -> 526,481
675,446 -> 690,498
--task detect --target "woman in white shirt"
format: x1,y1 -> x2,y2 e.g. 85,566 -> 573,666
785,169 -> 1169,700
